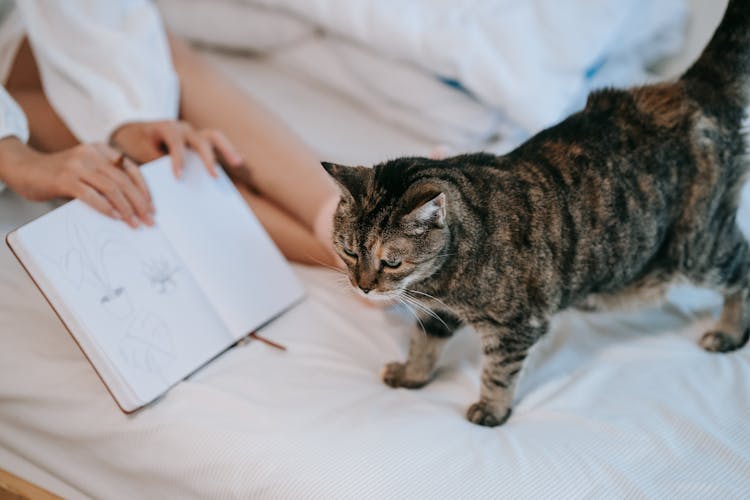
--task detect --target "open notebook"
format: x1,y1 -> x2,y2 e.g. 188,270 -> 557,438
6,153 -> 305,413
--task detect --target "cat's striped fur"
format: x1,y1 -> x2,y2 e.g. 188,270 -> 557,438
323,0 -> 750,427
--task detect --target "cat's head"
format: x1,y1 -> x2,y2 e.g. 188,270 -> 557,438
323,158 -> 452,300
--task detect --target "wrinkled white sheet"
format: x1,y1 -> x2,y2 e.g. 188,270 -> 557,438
159,0 -> 688,148
158,0 -> 505,147
251,0 -> 689,131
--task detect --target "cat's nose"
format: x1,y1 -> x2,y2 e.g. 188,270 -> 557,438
358,272 -> 377,294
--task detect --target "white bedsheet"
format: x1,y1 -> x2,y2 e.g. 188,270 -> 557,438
1,189 -> 750,498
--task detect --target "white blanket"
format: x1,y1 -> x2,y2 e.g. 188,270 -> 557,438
160,0 -> 688,148
159,0 -> 506,147
253,0 -> 689,130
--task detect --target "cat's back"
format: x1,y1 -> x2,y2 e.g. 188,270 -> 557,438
528,82 -> 698,165
504,78 -> 738,204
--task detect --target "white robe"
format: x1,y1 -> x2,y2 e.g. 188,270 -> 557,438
0,0 -> 179,145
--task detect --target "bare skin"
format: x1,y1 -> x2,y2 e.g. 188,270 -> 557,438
2,36 -> 342,268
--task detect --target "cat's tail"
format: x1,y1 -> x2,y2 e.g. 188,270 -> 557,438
681,0 -> 750,109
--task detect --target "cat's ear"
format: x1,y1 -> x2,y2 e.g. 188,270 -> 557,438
403,189 -> 446,229
322,162 -> 370,201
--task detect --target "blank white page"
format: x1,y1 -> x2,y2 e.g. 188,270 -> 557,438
143,154 -> 305,340
12,201 -> 235,407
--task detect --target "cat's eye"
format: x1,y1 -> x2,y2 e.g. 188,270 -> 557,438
342,247 -> 358,259
382,258 -> 402,269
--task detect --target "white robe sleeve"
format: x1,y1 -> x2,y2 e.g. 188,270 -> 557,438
17,0 -> 179,144
0,86 -> 29,144
0,86 -> 29,192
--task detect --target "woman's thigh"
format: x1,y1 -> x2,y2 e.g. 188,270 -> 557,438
166,34 -> 339,234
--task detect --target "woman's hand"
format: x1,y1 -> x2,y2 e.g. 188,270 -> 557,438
0,137 -> 153,228
110,120 -> 243,178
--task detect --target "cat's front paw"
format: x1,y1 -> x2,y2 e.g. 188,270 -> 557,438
381,362 -> 430,389
466,401 -> 512,427
699,329 -> 747,353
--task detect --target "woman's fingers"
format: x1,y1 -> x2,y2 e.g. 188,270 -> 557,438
122,157 -> 154,213
157,123 -> 186,178
85,169 -> 140,228
92,142 -> 121,164
101,161 -> 154,226
110,122 -> 163,163
109,121 -> 244,181
187,129 -> 218,177
75,183 -> 120,220
110,121 -> 245,183
139,134 -> 168,163
86,143 -> 153,226
203,129 -> 243,167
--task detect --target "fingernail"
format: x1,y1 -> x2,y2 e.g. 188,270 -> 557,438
144,214 -> 154,226
130,216 -> 140,228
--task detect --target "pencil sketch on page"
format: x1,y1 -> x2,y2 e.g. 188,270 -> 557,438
30,203 -> 239,389
43,214 -> 181,377
142,258 -> 181,295
49,215 -> 134,319
118,312 -> 177,378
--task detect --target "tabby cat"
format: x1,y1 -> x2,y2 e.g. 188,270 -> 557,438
323,0 -> 750,427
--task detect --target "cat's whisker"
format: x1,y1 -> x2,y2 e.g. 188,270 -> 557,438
400,292 -> 451,332
333,277 -> 355,292
405,297 -> 451,332
402,288 -> 450,310
302,252 -> 347,275
399,292 -> 432,314
333,280 -> 350,291
396,297 -> 427,337
327,271 -> 354,292
400,294 -> 431,318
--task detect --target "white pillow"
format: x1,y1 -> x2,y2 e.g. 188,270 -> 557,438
156,0 -> 316,53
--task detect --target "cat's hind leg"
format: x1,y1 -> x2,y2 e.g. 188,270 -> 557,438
698,230 -> 750,353
382,310 -> 461,389
700,288 -> 750,352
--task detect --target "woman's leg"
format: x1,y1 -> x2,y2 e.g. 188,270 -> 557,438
237,185 -> 338,267
5,39 -> 78,152
167,35 -> 342,267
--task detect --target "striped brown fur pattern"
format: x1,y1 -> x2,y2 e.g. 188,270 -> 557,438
323,0 -> 750,427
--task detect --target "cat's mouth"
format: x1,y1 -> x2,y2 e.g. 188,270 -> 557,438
351,286 -> 400,303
